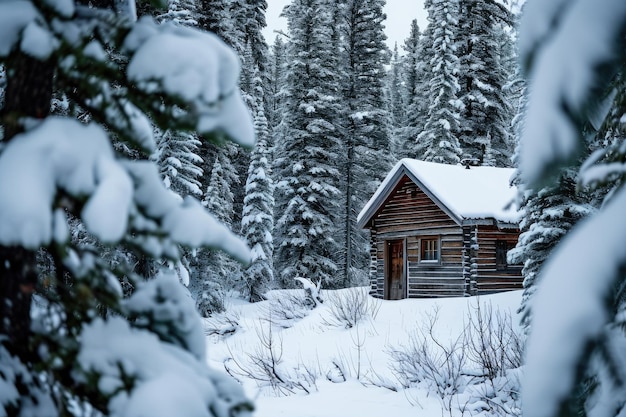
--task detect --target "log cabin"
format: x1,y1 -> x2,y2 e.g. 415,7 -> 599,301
357,159 -> 523,299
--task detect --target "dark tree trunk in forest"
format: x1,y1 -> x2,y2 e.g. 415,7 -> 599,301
0,52 -> 54,353
3,53 -> 53,139
344,132 -> 354,288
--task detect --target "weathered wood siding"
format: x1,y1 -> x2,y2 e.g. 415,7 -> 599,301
473,226 -> 523,295
373,176 -> 458,236
406,232 -> 465,297
369,175 -> 465,298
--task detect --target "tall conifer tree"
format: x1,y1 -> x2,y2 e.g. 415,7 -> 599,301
274,0 -> 343,288
195,149 -> 239,315
242,71 -> 274,301
398,19 -> 428,159
339,0 -> 392,286
416,0 -> 463,164
456,0 -> 514,166
267,36 -> 287,134
386,43 -> 406,159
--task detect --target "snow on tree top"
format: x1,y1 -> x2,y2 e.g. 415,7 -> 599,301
357,159 -> 520,226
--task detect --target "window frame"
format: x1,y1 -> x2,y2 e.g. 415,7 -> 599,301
495,240 -> 520,271
419,236 -> 441,264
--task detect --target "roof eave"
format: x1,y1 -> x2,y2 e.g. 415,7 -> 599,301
357,166 -> 407,229
461,218 -> 520,229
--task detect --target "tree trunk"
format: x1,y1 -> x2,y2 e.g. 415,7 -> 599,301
0,52 -> 54,353
344,133 -> 354,288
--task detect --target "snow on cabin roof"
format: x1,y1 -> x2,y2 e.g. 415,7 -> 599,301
357,159 -> 520,227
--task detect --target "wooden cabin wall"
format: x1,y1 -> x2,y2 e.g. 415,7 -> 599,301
406,231 -> 465,297
373,177 -> 458,236
473,225 -> 523,295
369,176 -> 465,298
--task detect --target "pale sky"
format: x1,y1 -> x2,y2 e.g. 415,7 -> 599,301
263,0 -> 428,52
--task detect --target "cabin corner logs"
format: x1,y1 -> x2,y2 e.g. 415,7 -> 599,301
361,168 -> 522,300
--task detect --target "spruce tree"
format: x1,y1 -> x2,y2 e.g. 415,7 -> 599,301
242,0 -> 269,78
456,0 -> 514,166
416,0 -> 463,164
196,0 -> 238,47
515,3 -> 626,417
0,2 -> 254,414
509,172 -> 594,333
338,0 -> 392,287
233,0 -> 270,236
152,128 -> 204,196
241,73 -> 274,301
195,0 -> 245,204
157,0 -> 199,25
267,36 -> 287,133
398,19 -> 428,159
195,146 -> 240,315
403,20 -> 422,109
274,0 -> 343,289
152,0 -> 204,197
386,43 -> 407,159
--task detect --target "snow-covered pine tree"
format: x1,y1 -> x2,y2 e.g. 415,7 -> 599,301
456,0 -> 514,166
267,36 -> 287,133
152,1 -> 204,197
194,147 -> 240,315
517,2 -> 626,417
152,128 -> 204,196
386,43 -> 407,159
196,0 -> 239,48
338,0 -> 392,287
274,0 -> 343,289
241,72 -> 274,301
398,19 -> 428,159
416,0 -> 463,164
0,1 -> 255,414
403,19 -> 422,113
204,150 -> 238,230
157,0 -> 198,25
508,172 -> 594,333
194,0 -> 245,201
242,0 -> 269,81
232,0 -> 270,237
153,0 -> 222,293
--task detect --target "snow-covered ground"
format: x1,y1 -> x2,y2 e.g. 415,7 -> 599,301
204,287 -> 523,417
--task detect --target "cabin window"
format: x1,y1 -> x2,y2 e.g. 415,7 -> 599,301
420,237 -> 439,262
496,240 -> 517,271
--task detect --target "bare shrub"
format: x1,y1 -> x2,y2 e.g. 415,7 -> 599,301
203,308 -> 241,337
224,318 -> 317,396
463,300 -> 523,416
466,300 -> 523,380
265,293 -> 311,329
323,287 -> 381,329
389,307 -> 468,410
329,324 -> 369,381
463,368 -> 522,417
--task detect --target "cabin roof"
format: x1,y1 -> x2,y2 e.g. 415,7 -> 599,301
357,159 -> 521,228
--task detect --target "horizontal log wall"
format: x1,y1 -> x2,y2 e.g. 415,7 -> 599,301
373,177 -> 458,236
370,176 -> 465,298
474,226 -> 523,295
406,232 -> 465,297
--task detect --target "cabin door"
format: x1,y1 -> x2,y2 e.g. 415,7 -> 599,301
387,240 -> 405,300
